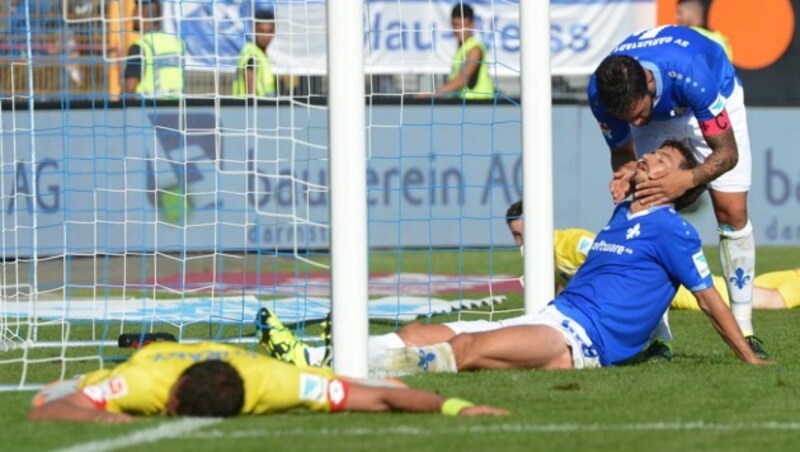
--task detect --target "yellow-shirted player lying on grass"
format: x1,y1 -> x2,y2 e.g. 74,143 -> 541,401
503,200 -> 800,311
28,342 -> 507,423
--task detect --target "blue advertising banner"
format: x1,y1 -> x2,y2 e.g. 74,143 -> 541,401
1,102 -> 798,258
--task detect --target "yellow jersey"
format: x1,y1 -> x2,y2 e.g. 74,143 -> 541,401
553,228 -> 596,286
78,342 -> 346,415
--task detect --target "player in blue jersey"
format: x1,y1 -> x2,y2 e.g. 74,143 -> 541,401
587,25 -> 766,358
372,140 -> 770,374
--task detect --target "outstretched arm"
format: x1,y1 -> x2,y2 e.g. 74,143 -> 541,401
28,392 -> 134,423
343,382 -> 508,417
693,287 -> 769,364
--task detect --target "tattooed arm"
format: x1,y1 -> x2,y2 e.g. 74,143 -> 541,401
691,127 -> 739,186
634,110 -> 738,206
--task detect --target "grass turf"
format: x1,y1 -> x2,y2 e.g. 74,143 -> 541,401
0,246 -> 798,451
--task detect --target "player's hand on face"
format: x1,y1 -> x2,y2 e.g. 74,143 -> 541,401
634,167 -> 693,207
458,405 -> 510,416
609,169 -> 633,204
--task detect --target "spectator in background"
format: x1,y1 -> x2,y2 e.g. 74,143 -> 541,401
428,3 -> 494,99
676,0 -> 733,60
123,0 -> 185,97
232,9 -> 276,97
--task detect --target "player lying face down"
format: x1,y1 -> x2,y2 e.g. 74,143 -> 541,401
28,342 -> 507,422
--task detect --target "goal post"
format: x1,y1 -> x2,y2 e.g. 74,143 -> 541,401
521,0 -> 556,313
327,0 -> 369,378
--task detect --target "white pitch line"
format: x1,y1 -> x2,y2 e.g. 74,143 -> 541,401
55,418 -> 221,452
188,421 -> 800,439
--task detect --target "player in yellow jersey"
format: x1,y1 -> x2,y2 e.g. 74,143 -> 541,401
28,342 -> 507,422
505,200 -> 595,291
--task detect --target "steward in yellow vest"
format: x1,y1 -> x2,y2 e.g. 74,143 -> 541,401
432,3 -> 494,99
232,10 -> 276,97
123,0 -> 185,98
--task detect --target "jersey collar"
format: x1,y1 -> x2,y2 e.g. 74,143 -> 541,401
626,203 -> 673,220
639,60 -> 663,108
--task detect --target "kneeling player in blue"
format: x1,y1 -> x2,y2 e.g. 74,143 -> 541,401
374,140 -> 771,374
28,342 -> 507,422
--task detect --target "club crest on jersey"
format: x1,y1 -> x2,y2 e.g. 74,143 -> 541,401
625,223 -> 641,240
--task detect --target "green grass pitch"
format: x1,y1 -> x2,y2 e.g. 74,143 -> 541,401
1,246 -> 799,451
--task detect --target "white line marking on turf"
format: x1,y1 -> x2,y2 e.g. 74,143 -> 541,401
54,418 -> 221,452
188,422 -> 800,439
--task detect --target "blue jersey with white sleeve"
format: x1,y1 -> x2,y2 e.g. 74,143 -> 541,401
587,25 -> 737,148
552,202 -> 713,366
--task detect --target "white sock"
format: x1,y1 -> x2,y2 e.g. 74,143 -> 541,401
368,332 -> 406,358
416,343 -> 458,372
372,342 -> 458,375
649,311 -> 673,343
719,221 -> 755,336
366,333 -> 407,371
306,333 -> 406,368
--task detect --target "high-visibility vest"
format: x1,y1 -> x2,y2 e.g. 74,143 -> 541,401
133,32 -> 184,98
232,42 -> 276,97
448,35 -> 494,100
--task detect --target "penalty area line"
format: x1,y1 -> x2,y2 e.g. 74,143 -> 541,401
55,418 -> 222,452
188,421 -> 800,439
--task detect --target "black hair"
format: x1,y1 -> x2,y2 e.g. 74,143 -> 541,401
173,361 -> 245,417
677,0 -> 709,26
658,139 -> 708,211
677,0 -> 707,9
451,3 -> 475,21
255,9 -> 275,22
594,55 -> 650,120
506,200 -> 523,226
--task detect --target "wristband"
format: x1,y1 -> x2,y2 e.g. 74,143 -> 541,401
441,398 -> 474,416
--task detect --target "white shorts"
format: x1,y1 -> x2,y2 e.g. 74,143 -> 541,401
444,305 -> 602,369
631,82 -> 752,192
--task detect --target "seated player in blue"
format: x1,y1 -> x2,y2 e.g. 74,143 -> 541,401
587,25 -> 766,358
373,140 -> 771,374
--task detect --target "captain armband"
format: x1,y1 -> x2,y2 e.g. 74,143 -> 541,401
698,109 -> 731,138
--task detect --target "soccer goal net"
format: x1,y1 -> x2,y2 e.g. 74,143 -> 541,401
0,0 -> 532,389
